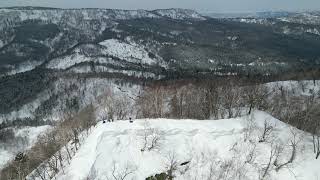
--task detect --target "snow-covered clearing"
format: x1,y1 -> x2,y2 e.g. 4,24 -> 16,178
0,125 -> 52,169
46,39 -> 166,73
55,111 -> 319,180
99,39 -> 158,65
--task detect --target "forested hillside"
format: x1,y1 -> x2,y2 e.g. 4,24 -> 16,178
0,7 -> 320,180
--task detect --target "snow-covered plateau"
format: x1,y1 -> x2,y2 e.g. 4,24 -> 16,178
54,111 -> 319,180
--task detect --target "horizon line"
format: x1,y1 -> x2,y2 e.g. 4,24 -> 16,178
0,6 -> 319,14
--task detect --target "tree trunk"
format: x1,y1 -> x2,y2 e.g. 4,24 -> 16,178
248,104 -> 253,115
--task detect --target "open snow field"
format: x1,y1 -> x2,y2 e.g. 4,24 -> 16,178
55,111 -> 320,180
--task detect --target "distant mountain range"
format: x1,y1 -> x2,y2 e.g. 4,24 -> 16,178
203,10 -> 319,18
0,7 -> 320,127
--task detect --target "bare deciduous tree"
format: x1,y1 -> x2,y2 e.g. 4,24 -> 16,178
221,82 -> 243,119
312,123 -> 320,159
141,121 -> 162,152
261,143 -> 279,178
259,120 -> 274,143
137,85 -> 166,118
108,161 -> 137,180
165,152 -> 179,180
243,84 -> 269,115
245,143 -> 257,164
274,130 -> 301,171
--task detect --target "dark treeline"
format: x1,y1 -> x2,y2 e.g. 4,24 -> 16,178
136,77 -> 320,160
135,78 -> 320,151
1,65 -> 319,130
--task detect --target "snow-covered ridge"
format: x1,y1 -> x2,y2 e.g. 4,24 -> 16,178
234,11 -> 320,28
204,11 -> 293,19
278,12 -> 320,25
54,111 -> 320,180
67,65 -> 162,79
46,39 -> 166,77
153,8 -> 206,20
0,8 -> 206,22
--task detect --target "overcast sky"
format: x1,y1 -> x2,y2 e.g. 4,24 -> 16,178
0,0 -> 320,13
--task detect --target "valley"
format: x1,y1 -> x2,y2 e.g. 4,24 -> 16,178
0,6 -> 320,180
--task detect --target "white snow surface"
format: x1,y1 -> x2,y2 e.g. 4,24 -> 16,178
99,39 -> 158,65
46,54 -> 91,70
55,111 -> 320,180
153,9 -> 206,20
46,39 -> 164,71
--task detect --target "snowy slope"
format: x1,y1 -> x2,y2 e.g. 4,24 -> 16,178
46,54 -> 91,70
153,9 -> 206,20
0,8 -> 205,26
99,39 -> 158,65
55,111 -> 319,180
46,39 -> 164,71
0,125 -> 52,169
